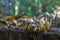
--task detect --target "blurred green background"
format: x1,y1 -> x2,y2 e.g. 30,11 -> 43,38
0,0 -> 60,16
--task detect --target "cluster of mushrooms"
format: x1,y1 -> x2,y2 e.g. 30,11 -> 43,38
0,13 -> 58,32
